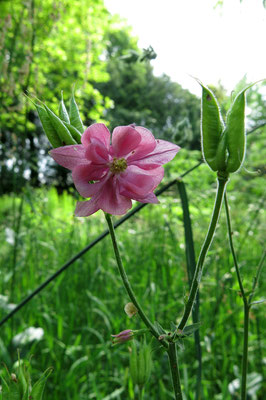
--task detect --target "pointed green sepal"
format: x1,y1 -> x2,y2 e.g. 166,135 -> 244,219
198,80 -> 225,171
59,91 -> 70,124
69,86 -> 84,134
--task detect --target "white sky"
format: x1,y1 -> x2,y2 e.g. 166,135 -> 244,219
104,0 -> 266,95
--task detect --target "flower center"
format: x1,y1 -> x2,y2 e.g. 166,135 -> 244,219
109,157 -> 127,174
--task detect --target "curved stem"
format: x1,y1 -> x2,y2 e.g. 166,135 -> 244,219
105,213 -> 168,349
167,343 -> 183,400
178,176 -> 228,330
224,194 -> 247,305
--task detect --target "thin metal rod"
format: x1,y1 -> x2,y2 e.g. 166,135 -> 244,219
0,162 -> 202,327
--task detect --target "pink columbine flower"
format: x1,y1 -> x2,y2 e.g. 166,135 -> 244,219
111,329 -> 134,345
50,123 -> 180,216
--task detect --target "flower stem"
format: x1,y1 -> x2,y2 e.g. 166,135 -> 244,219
224,194 -> 266,400
178,175 -> 228,331
224,193 -> 249,399
167,343 -> 183,400
105,213 -> 168,348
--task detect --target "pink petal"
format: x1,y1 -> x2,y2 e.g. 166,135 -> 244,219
126,126 -> 156,162
119,165 -> 163,197
75,199 -> 100,217
135,192 -> 159,204
50,145 -> 87,170
85,138 -> 109,164
81,123 -> 110,149
112,125 -> 141,157
120,189 -> 159,204
111,329 -> 132,338
72,165 -> 108,197
131,140 -> 180,169
97,176 -> 132,215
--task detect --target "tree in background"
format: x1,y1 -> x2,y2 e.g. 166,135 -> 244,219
1,0 -> 264,195
0,0 -> 112,193
95,28 -> 201,148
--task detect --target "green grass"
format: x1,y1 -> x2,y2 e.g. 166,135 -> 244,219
0,142 -> 265,399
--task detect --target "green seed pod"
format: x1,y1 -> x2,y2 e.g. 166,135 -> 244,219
129,341 -> 152,388
215,130 -> 227,172
36,105 -> 62,148
199,81 -> 225,171
63,122 -> 82,144
59,91 -> 70,124
225,85 -> 252,173
69,86 -> 84,134
44,105 -> 77,145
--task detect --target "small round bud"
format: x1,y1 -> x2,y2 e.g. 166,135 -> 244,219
124,302 -> 138,318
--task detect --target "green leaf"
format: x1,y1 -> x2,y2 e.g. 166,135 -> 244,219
176,338 -> 185,350
17,361 -> 28,398
30,367 -> 53,400
1,375 -> 10,395
183,322 -> 202,336
69,87 -> 84,134
153,321 -> 166,335
250,298 -> 266,306
44,105 -> 77,145
59,91 -> 70,124
9,380 -> 20,400
198,80 -> 225,171
170,321 -> 176,333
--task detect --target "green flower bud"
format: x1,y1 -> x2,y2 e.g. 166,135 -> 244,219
129,340 -> 152,388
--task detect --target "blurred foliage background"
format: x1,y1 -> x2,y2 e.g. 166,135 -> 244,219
0,0 -> 201,195
0,0 -> 265,399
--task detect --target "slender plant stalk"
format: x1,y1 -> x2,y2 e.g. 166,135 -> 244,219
177,181 -> 202,399
178,175 -> 228,331
224,194 -> 266,399
104,213 -> 168,349
167,343 -> 183,400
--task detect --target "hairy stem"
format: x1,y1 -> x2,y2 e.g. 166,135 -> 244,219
167,343 -> 183,400
105,213 -> 168,348
224,194 -> 266,399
